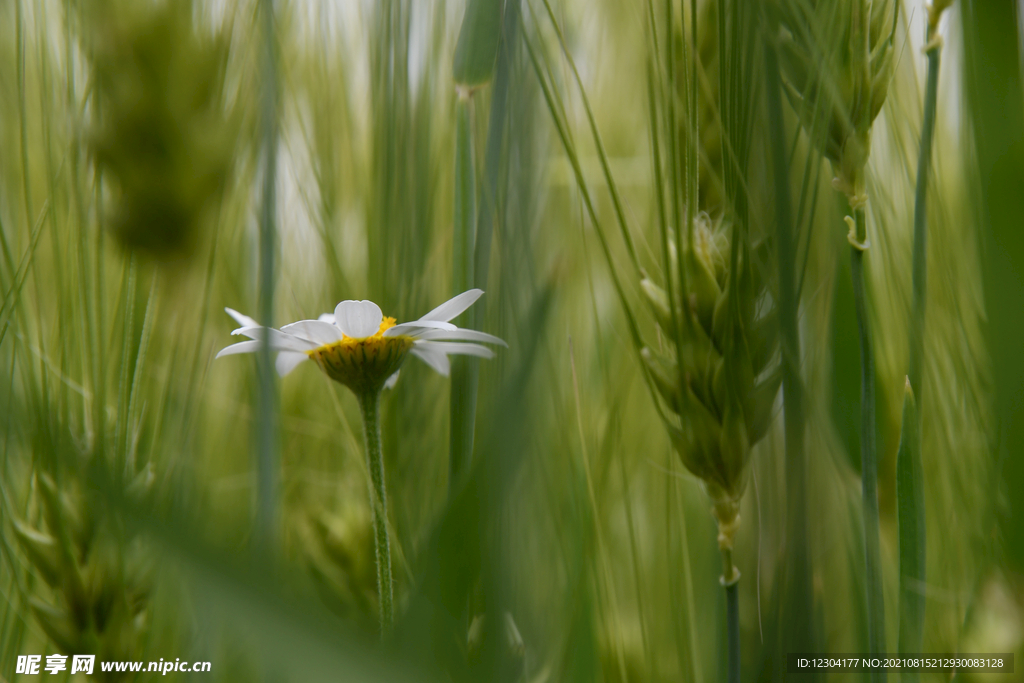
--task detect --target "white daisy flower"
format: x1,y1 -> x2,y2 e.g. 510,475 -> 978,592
216,288 -> 505,393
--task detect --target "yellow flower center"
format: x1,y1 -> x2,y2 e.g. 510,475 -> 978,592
306,316 -> 414,393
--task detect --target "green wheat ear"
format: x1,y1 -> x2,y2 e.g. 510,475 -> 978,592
773,0 -> 898,203
770,2 -> 899,674
300,504 -> 380,629
677,0 -> 727,214
83,0 -> 238,260
640,215 -> 779,546
14,471 -> 154,671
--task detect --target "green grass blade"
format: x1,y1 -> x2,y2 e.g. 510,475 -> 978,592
449,95 -> 479,488
908,17 -> 940,400
899,8 -> 945,665
522,25 -> 672,427
963,0 -> 1024,588
851,207 -> 886,681
537,0 -> 642,279
763,21 -> 818,666
473,0 -> 518,312
256,0 -> 280,552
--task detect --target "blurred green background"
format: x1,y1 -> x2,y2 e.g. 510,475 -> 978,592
0,0 -> 1020,681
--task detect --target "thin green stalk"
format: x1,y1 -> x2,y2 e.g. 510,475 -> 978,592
895,380 -> 923,673
687,0 -> 698,244
908,36 -> 938,399
450,92 -> 478,487
0,206 -> 48,348
726,584 -> 739,683
16,0 -> 34,224
114,256 -> 137,473
898,8 -> 944,668
449,0 -> 519,495
569,338 -> 630,681
675,478 -> 703,683
674,0 -> 694,323
643,0 -> 690,479
472,0 -> 517,316
663,0 -> 684,281
522,27 -> 670,426
721,548 -> 740,683
256,0 -> 279,553
764,32 -> 817,665
357,388 -> 394,635
125,275 -> 157,475
851,207 -> 886,682
539,0 -> 641,278
450,0 -> 506,489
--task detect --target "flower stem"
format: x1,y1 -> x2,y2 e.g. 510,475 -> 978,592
357,388 -> 393,635
851,207 -> 886,683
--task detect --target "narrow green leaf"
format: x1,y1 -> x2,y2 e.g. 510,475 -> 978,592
764,23 -> 818,663
450,96 -> 478,487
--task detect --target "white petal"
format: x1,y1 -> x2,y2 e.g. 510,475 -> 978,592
418,289 -> 484,322
317,313 -> 336,324
412,328 -> 507,346
215,340 -> 262,358
383,320 -> 457,337
225,307 -> 259,328
410,344 -> 451,376
233,327 -> 320,352
384,370 -> 400,390
334,300 -> 383,339
276,352 -> 309,377
421,341 -> 495,359
280,320 -> 344,345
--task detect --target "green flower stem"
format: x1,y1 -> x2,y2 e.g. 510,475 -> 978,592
851,207 -> 886,682
357,388 -> 393,635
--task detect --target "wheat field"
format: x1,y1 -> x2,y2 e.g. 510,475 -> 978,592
0,1 -> 1021,681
